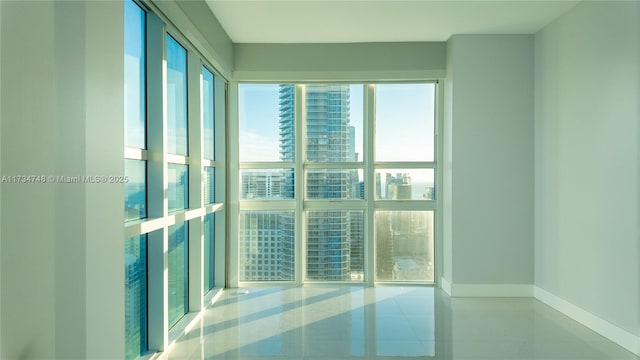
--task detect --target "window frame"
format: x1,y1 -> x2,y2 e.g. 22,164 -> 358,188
123,0 -> 228,356
232,81 -> 441,286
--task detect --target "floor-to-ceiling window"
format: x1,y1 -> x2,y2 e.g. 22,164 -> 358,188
123,1 -> 227,358
374,84 -> 436,282
124,1 -> 148,357
235,83 -> 437,284
238,84 -> 296,281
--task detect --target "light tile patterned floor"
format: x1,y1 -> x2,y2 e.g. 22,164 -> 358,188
163,287 -> 638,359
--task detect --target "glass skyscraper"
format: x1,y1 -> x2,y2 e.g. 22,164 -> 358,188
239,84 -> 363,281
301,84 -> 360,280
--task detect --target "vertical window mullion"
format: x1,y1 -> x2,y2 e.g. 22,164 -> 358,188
364,84 -> 376,286
186,52 -> 203,313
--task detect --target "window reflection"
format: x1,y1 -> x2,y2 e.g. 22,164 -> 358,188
168,163 -> 188,212
125,159 -> 146,221
168,222 -> 188,328
166,35 -> 188,156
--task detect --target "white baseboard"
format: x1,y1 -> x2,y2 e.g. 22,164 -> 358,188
449,283 -> 533,297
534,286 -> 640,357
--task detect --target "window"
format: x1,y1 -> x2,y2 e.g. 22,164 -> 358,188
124,0 -> 146,150
236,82 -> 437,284
374,83 -> 436,282
239,210 -> 295,281
124,1 -> 148,358
125,159 -> 147,220
202,67 -> 215,161
166,35 -> 188,156
124,234 -> 147,359
123,1 -> 227,356
204,213 -> 215,292
238,84 -> 296,281
375,211 -> 434,281
168,221 -> 188,328
168,163 -> 188,212
306,210 -> 364,280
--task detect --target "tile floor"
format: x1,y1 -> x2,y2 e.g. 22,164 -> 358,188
164,286 -> 639,359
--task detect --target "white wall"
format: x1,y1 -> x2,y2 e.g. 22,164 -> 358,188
233,42 -> 446,81
444,35 -> 535,295
534,0 -> 640,348
1,2 -> 57,358
0,1 -> 124,358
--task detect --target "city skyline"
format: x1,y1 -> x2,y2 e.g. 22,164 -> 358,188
239,83 -> 434,282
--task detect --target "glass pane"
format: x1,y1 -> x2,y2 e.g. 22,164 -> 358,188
203,213 -> 215,292
239,211 -> 294,281
375,211 -> 434,282
306,210 -> 364,281
375,84 -> 435,161
240,169 -> 294,200
204,167 -> 215,204
168,163 -> 188,212
306,169 -> 363,200
125,159 -> 146,221
375,169 -> 435,200
166,35 -> 188,156
239,84 -> 294,162
168,221 -> 188,328
124,0 -> 146,149
202,67 -> 215,160
125,234 -> 147,359
306,84 -> 363,162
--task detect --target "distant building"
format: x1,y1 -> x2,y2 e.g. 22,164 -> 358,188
385,172 -> 412,200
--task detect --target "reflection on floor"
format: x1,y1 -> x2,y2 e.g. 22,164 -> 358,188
163,287 -> 639,359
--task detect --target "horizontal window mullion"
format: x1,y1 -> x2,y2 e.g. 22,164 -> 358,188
303,200 -> 367,211
239,200 -> 296,211
374,200 -> 437,211
374,162 -> 436,169
124,147 -> 147,161
204,160 -> 225,168
125,216 -> 165,238
240,162 -> 296,169
167,154 -> 188,165
205,203 -> 224,214
304,162 -> 364,169
237,281 -> 297,287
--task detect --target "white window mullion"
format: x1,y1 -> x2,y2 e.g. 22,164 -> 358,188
186,51 -> 203,312
435,81 -> 444,287
213,76 -> 227,289
364,83 -> 376,286
227,80 -> 240,287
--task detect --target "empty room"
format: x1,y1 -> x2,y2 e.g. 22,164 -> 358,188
0,0 -> 638,359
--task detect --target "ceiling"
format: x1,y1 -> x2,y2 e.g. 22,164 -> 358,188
204,0 -> 579,43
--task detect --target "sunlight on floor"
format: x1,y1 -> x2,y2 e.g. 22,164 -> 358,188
163,287 -> 638,360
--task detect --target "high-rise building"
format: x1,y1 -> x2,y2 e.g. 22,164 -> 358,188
300,84 -> 360,280
239,84 -> 363,281
124,237 -> 146,359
